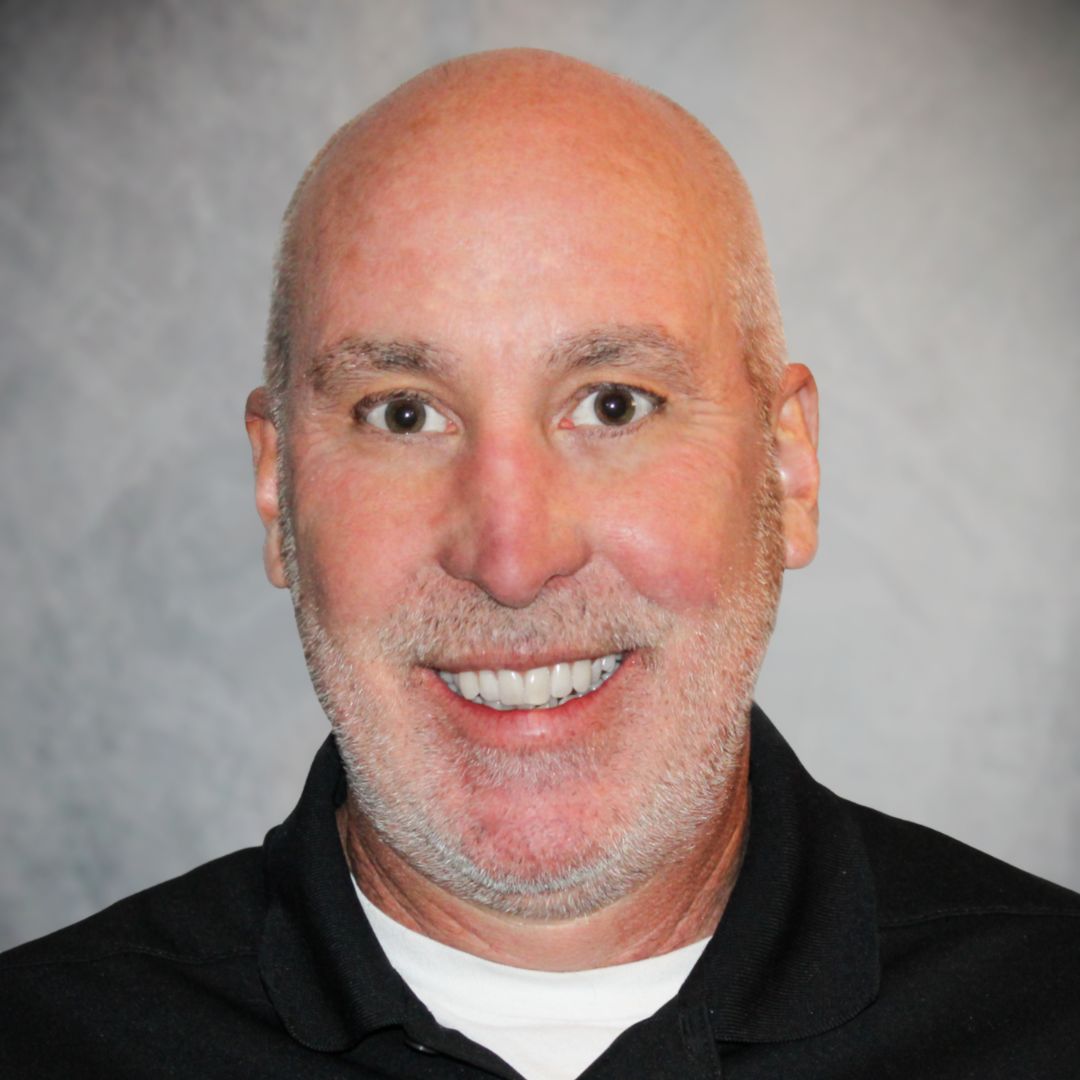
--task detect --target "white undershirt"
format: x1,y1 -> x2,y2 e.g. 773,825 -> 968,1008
354,885 -> 709,1080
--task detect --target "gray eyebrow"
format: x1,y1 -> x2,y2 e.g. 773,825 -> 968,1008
305,338 -> 451,394
547,326 -> 700,392
304,325 -> 699,396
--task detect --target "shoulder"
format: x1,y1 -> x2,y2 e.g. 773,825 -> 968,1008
0,845 -> 265,973
847,799 -> 1080,925
840,800 -> 1080,1066
854,800 -> 1080,1045
0,846 -> 269,1077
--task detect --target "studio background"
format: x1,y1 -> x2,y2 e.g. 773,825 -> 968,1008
2,0 -> 1077,950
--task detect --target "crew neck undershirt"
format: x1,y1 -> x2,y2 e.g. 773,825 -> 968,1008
353,884 -> 708,1080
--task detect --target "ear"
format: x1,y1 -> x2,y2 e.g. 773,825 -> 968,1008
772,364 -> 820,569
245,387 -> 289,589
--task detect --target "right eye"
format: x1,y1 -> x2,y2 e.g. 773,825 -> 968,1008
357,395 -> 450,435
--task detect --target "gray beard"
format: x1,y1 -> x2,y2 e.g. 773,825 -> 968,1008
279,460 -> 784,919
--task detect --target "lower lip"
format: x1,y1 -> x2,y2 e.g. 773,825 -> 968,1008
429,654 -> 634,750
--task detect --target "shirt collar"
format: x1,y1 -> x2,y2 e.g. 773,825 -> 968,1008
680,706 -> 881,1041
258,738 -> 412,1051
258,706 -> 880,1052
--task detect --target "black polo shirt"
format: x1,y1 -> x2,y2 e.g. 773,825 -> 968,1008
3,709 -> 1079,1078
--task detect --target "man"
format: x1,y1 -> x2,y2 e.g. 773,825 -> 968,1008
2,48 -> 1078,1079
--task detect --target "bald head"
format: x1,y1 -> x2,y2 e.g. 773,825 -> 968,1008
264,49 -> 785,422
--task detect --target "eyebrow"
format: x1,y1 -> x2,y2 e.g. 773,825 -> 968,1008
546,325 -> 700,393
305,338 -> 451,395
304,324 -> 700,396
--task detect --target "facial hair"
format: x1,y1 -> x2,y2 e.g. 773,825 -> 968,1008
279,456 -> 785,920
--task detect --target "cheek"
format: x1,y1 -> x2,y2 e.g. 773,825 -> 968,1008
594,454 -> 765,612
291,459 -> 445,621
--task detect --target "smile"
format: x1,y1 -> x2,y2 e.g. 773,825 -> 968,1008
437,654 -> 624,710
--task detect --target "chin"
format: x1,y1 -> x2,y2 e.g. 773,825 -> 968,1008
352,777 -> 669,921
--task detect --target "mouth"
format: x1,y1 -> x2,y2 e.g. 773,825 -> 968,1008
436,653 -> 624,711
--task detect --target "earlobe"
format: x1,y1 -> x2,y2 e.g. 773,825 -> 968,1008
245,387 -> 289,590
262,521 -> 288,590
773,364 -> 820,570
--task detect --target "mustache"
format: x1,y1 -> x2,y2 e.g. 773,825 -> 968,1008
371,567 -> 677,665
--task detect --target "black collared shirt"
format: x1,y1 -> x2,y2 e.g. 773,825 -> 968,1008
3,708 -> 1079,1078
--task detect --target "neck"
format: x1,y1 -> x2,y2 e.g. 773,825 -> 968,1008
337,747 -> 750,972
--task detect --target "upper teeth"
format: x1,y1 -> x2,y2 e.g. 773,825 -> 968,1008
438,654 -> 623,710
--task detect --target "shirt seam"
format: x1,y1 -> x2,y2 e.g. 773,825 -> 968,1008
0,945 -> 257,971
878,904 -> 1080,929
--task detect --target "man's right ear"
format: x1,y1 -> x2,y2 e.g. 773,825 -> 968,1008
244,387 -> 289,590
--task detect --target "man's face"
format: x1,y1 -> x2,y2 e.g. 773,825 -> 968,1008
262,122 -> 788,917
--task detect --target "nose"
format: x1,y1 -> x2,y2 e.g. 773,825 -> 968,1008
436,429 -> 590,608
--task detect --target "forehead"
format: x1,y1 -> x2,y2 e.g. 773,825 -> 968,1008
290,101 -> 740,384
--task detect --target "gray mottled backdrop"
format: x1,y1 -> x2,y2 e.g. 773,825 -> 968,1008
2,0 -> 1077,949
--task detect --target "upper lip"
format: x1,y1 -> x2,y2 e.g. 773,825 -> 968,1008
427,648 -> 630,673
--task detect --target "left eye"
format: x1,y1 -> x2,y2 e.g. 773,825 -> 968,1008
567,385 -> 660,428
361,396 -> 450,434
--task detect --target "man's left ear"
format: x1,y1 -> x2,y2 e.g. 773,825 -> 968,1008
772,363 -> 820,569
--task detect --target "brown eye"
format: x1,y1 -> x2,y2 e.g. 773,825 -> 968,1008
595,388 -> 635,425
568,385 -> 660,429
361,395 -> 449,434
386,399 -> 424,432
